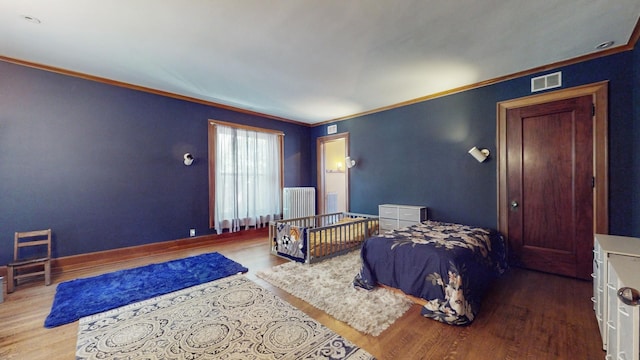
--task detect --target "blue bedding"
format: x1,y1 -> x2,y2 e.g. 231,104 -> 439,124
353,221 -> 507,325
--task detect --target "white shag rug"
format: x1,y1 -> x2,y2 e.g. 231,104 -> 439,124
256,251 -> 413,336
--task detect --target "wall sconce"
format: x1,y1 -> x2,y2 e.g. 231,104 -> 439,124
468,147 -> 490,163
345,156 -> 356,168
183,153 -> 194,166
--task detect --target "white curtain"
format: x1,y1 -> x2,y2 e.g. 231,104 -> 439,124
214,124 -> 281,233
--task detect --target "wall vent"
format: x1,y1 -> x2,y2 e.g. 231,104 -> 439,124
531,71 -> 562,92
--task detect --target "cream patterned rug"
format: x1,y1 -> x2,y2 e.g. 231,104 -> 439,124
76,275 -> 374,359
256,251 -> 413,336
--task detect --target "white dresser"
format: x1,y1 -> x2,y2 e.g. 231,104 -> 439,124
378,204 -> 427,231
593,234 -> 640,353
606,254 -> 640,360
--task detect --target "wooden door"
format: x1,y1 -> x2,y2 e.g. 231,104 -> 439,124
506,95 -> 593,279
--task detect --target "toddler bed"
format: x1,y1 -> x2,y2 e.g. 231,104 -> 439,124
353,220 -> 508,325
269,212 -> 379,264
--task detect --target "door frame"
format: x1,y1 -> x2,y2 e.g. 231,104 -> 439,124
316,133 -> 350,214
497,81 -> 609,243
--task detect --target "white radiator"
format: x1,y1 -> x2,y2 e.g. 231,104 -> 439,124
283,187 -> 316,219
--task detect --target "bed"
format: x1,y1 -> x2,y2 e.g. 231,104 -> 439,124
269,212 -> 379,264
353,220 -> 508,325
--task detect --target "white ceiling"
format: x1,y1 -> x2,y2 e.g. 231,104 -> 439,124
1,1 -> 638,124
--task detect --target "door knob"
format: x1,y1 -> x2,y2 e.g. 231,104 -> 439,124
618,287 -> 640,306
510,200 -> 519,210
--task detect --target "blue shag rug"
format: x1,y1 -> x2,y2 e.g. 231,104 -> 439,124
44,252 -> 248,328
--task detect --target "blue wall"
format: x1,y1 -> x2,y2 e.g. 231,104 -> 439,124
2,47 -> 638,266
634,44 -> 640,236
0,61 -> 311,265
311,50 -> 638,235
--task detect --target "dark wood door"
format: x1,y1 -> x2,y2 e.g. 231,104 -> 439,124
506,95 -> 593,279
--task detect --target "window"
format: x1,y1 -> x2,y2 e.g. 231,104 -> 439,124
208,120 -> 283,233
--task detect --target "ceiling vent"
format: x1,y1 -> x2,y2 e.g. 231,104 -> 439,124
531,71 -> 562,92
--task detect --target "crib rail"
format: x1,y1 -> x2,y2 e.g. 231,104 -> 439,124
269,212 -> 379,264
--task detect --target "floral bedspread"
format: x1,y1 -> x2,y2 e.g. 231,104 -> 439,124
353,221 -> 507,325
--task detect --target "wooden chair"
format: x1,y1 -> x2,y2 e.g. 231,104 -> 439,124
7,229 -> 52,293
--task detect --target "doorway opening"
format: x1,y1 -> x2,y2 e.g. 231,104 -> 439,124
317,133 -> 350,214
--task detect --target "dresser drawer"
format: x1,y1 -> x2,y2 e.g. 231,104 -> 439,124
616,302 -> 636,359
593,234 -> 640,352
378,204 -> 427,231
397,206 -> 426,222
379,218 -> 397,231
398,219 -> 420,229
378,205 -> 398,219
606,254 -> 640,359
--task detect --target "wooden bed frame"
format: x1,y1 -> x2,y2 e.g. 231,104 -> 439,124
269,212 -> 379,264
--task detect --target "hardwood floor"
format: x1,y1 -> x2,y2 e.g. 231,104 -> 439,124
0,231 -> 605,359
